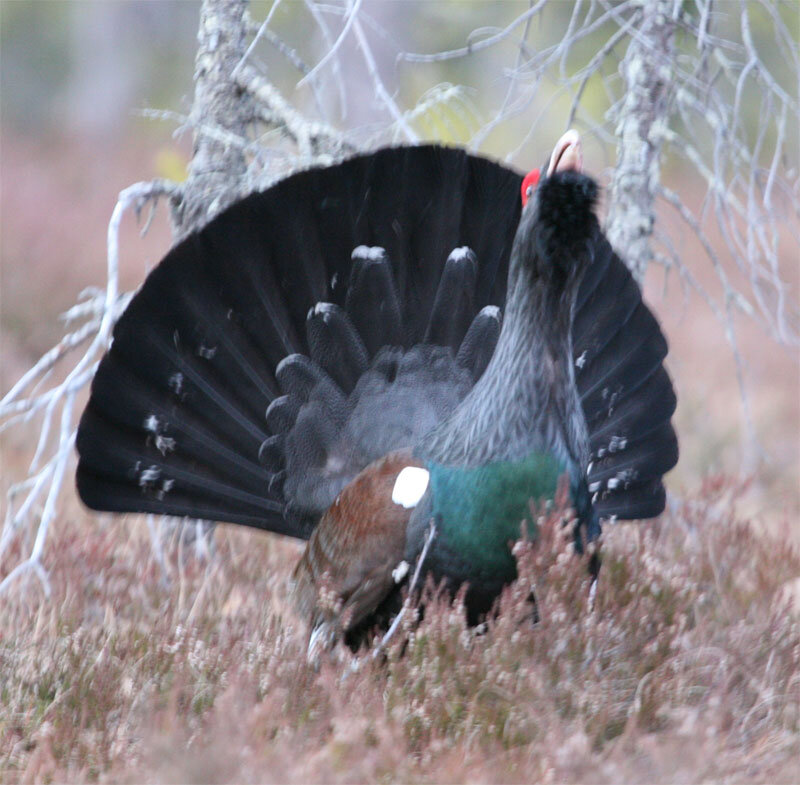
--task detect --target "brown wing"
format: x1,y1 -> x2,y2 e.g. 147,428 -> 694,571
290,449 -> 425,637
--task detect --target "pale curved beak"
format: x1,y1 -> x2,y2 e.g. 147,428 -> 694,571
547,129 -> 583,176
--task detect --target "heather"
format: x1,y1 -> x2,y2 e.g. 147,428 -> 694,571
2,477 -> 798,783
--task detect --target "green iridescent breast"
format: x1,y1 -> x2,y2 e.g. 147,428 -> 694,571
426,452 -> 566,582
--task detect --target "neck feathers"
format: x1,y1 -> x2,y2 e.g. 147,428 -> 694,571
420,171 -> 599,472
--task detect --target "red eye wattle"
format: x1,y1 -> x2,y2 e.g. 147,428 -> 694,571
521,169 -> 540,207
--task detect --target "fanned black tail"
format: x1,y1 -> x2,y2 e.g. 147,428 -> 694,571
77,146 -> 521,539
76,145 -> 677,539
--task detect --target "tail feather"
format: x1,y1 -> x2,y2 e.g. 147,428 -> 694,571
76,144 -> 676,538
76,407 -> 290,529
306,303 -> 368,393
276,354 -> 345,416
113,257 -> 280,429
284,401 -> 348,514
257,434 -> 285,472
77,468 -> 293,531
456,305 -> 502,381
266,395 -> 302,435
588,422 -> 679,489
89,357 -> 267,488
573,261 -> 641,369
424,248 -> 477,351
573,237 -> 677,520
588,367 -> 677,452
191,211 -> 305,363
593,479 -> 667,520
77,146 -> 521,537
577,304 -> 668,418
346,247 -> 405,354
107,322 -> 269,452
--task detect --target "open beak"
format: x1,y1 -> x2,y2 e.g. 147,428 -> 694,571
546,129 -> 583,177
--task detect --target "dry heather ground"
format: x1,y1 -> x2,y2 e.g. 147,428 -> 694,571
1,477 -> 799,784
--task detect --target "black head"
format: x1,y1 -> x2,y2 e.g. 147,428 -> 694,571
514,169 -> 600,291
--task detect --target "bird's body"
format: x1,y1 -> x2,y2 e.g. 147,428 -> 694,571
76,135 -> 678,651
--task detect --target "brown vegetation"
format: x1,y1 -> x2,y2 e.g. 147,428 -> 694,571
1,477 -> 798,783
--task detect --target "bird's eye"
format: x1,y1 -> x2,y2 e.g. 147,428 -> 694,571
520,168 -> 540,207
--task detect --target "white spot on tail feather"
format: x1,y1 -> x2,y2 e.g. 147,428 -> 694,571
352,245 -> 385,261
614,469 -> 637,486
156,478 -> 174,500
608,435 -> 628,453
392,467 -> 429,509
155,435 -> 176,455
168,372 -> 184,395
311,302 -> 336,323
480,305 -> 501,321
139,465 -> 161,488
448,246 -> 473,262
197,344 -> 217,359
144,414 -> 175,454
575,350 -> 588,369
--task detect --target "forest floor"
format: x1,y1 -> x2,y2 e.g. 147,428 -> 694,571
1,134 -> 799,783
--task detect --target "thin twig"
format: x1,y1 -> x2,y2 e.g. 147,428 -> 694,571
299,0 -> 363,88
372,521 -> 437,659
352,17 -> 418,143
397,0 -> 548,64
233,0 -> 283,79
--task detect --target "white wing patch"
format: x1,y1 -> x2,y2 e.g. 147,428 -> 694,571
391,466 -> 430,509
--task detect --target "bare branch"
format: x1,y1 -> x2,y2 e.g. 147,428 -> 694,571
233,0 -> 283,79
0,179 -> 176,596
397,0 -> 548,64
303,0 -> 348,120
659,184 -> 761,463
352,17 -> 418,143
298,0 -> 363,89
236,66 -> 352,158
372,521 -> 437,660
